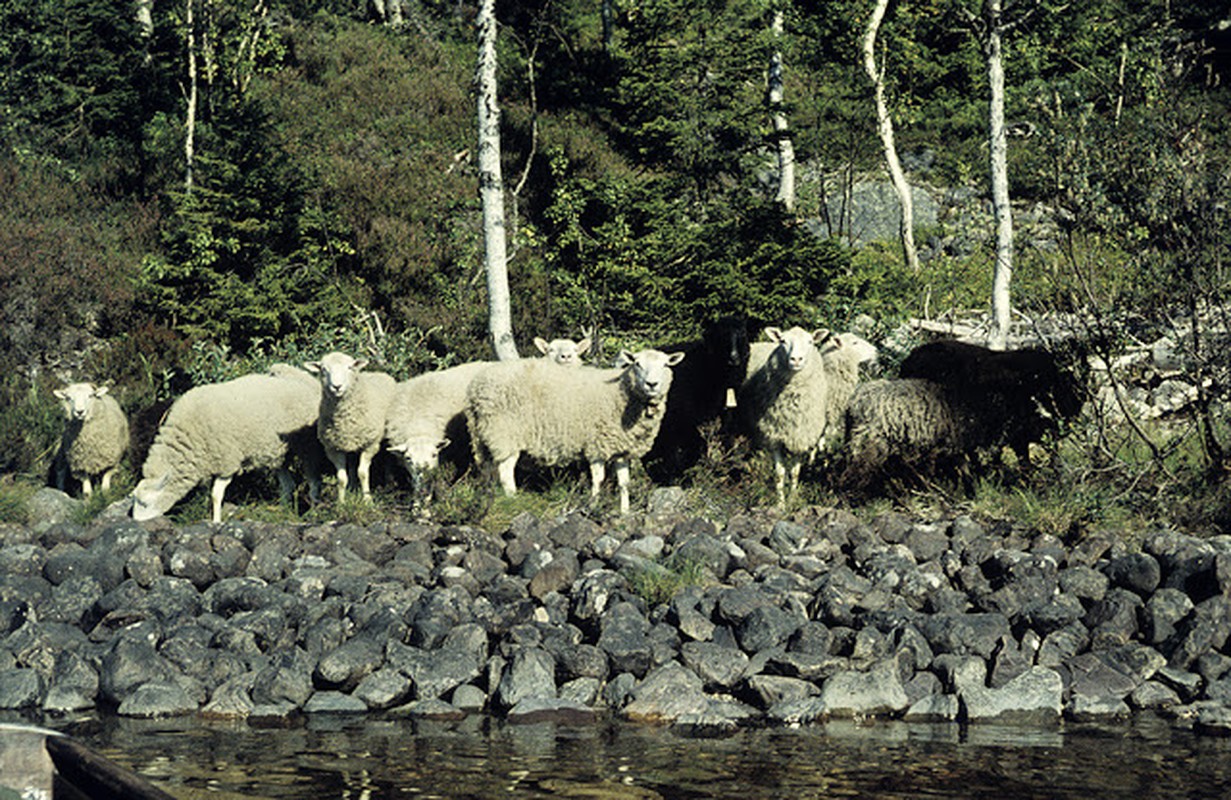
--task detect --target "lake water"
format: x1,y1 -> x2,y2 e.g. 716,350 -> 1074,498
28,712 -> 1231,799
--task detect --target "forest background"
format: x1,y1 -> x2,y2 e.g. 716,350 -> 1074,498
1,0 -> 1228,530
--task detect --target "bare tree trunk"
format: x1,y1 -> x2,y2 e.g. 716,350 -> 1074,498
602,0 -> 613,51
476,0 -> 518,360
768,8 -> 795,212
862,0 -> 919,272
185,0 -> 197,193
136,0 -> 154,39
984,0 -> 1013,350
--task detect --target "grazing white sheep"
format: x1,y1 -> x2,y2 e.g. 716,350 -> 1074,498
534,335 -> 592,367
385,360 -> 493,475
739,326 -> 831,507
131,366 -> 322,523
304,352 -> 397,502
465,349 -> 685,514
54,382 -> 129,497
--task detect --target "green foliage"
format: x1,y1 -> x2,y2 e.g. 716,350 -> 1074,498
612,0 -> 769,200
0,480 -> 36,524
0,376 -> 64,478
0,162 -> 154,373
254,20 -> 482,351
0,0 -> 151,184
136,97 -> 355,349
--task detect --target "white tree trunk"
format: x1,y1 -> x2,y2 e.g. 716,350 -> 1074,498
136,0 -> 154,39
476,0 -> 518,360
862,0 -> 919,272
769,8 -> 795,212
185,0 -> 197,193
602,0 -> 613,51
984,0 -> 1013,350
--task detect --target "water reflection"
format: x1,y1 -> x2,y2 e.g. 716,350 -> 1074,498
14,711 -> 1231,799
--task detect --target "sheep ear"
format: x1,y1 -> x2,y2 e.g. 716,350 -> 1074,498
304,361 -> 321,374
764,327 -> 783,342
812,329 -> 832,345
666,352 -> 685,367
575,338 -> 592,356
95,386 -> 110,398
54,389 -> 68,401
353,359 -> 369,371
615,350 -> 635,368
534,337 -> 550,355
436,438 -> 451,453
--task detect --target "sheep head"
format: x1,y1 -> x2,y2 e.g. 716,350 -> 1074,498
55,382 -> 108,422
131,473 -> 175,520
825,332 -> 880,368
305,352 -> 368,398
390,436 -> 451,472
616,349 -> 685,413
764,326 -> 830,373
705,315 -> 752,381
534,336 -> 592,367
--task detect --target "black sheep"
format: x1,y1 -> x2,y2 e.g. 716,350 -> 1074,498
897,339 -> 1084,467
643,315 -> 751,485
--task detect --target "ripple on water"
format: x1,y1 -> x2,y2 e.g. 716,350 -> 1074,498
29,712 -> 1231,799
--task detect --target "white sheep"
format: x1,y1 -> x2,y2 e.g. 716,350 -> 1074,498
739,326 -> 831,507
465,349 -> 685,514
131,366 -> 322,522
54,382 -> 129,497
304,352 -> 397,503
385,360 -> 493,475
743,331 -> 878,458
816,332 -> 879,456
534,335 -> 592,367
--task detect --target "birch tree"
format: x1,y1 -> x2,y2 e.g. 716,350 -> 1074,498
861,0 -> 918,271
768,5 -> 795,211
476,0 -> 518,360
982,0 -> 1013,350
185,0 -> 198,192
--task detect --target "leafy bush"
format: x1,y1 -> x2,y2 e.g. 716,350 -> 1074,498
0,376 -> 64,478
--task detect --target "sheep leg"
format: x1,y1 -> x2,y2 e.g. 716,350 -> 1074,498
787,454 -> 802,502
81,475 -> 94,498
496,455 -> 519,495
275,467 -> 296,505
211,475 -> 234,523
357,444 -> 379,501
326,447 -> 350,502
589,460 -> 606,499
614,459 -> 631,515
100,469 -> 114,494
772,446 -> 787,508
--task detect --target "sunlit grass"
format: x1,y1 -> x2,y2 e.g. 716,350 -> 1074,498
625,552 -> 709,608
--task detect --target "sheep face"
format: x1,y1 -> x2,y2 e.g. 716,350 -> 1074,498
305,352 -> 368,398
534,336 -> 592,367
827,332 -> 880,368
56,382 -> 108,422
764,326 -> 829,373
616,349 -> 685,405
705,315 -> 752,385
394,437 -> 450,472
131,474 -> 178,520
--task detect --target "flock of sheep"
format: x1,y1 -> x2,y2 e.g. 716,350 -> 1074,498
51,317 -> 1085,521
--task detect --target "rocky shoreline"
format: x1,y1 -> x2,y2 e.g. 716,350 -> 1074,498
4,486 -> 1231,737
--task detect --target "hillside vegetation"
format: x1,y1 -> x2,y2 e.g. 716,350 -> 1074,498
1,0 -> 1228,529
